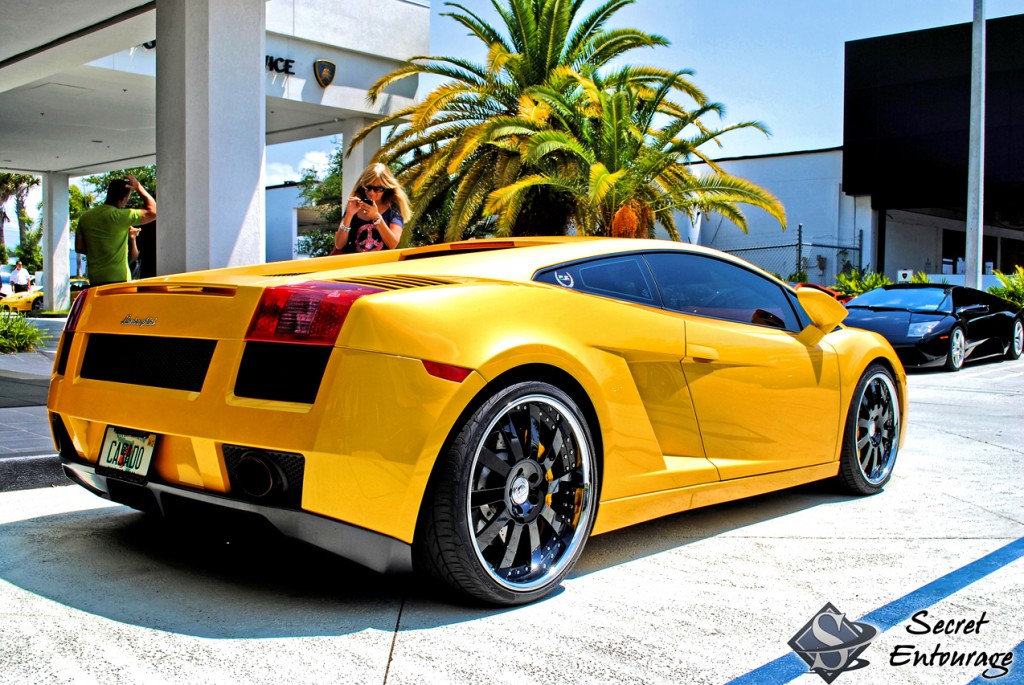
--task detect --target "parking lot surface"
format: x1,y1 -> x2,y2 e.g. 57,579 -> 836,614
0,357 -> 1021,684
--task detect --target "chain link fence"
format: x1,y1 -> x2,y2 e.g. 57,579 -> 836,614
718,228 -> 863,285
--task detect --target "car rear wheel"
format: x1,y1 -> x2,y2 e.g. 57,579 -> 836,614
944,326 -> 965,371
1006,318 -> 1023,360
416,381 -> 599,605
837,363 -> 900,495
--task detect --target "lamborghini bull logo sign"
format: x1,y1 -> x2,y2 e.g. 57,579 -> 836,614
314,59 -> 336,88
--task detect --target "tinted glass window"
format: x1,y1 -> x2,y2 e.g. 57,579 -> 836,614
848,287 -> 951,312
952,287 -> 981,309
979,289 -> 1012,311
643,252 -> 800,331
535,255 -> 659,306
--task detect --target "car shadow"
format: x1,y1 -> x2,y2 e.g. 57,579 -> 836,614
904,349 -> 1010,375
0,480 -> 858,638
573,480 -> 857,576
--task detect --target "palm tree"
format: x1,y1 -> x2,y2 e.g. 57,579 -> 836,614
351,0 -> 693,242
0,174 -> 41,248
484,70 -> 786,236
0,173 -> 28,260
13,175 -> 41,247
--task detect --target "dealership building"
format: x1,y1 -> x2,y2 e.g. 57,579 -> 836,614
1,4 -> 1022,308
0,0 -> 428,309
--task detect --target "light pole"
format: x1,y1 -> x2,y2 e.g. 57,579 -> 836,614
964,0 -> 986,289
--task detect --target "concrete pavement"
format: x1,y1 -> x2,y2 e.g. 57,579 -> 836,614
0,319 -> 65,491
0,349 -> 1022,683
0,350 -> 59,457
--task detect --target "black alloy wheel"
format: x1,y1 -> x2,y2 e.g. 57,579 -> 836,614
837,363 -> 901,495
416,381 -> 599,605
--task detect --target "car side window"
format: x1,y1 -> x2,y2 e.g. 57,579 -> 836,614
643,251 -> 801,331
534,255 -> 659,306
980,290 -> 1009,311
953,287 -> 986,311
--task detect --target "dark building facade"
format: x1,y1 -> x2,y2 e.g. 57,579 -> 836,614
843,13 -> 1024,273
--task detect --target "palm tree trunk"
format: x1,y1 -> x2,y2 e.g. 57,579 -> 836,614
15,191 -> 29,246
0,208 -> 8,258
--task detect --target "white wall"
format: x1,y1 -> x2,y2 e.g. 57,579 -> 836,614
695,149 -> 852,250
687,149 -> 865,283
266,0 -> 430,63
885,210 -> 948,277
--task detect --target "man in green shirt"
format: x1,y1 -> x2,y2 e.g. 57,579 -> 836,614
76,175 -> 157,286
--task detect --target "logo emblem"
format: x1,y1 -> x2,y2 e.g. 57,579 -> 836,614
120,314 -> 157,327
314,59 -> 336,88
788,603 -> 877,683
554,270 -> 574,288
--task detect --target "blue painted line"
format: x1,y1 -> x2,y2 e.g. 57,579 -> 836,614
727,536 -> 1024,684
965,638 -> 1024,684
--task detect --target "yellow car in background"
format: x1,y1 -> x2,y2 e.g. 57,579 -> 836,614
49,237 -> 906,605
0,278 -> 88,312
0,288 -> 44,312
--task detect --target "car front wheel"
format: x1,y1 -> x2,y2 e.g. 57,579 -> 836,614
1006,318 -> 1023,360
837,363 -> 901,495
416,381 -> 599,605
944,326 -> 965,371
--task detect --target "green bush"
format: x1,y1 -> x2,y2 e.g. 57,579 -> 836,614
0,311 -> 48,353
833,268 -> 893,297
910,271 -> 932,284
988,265 -> 1024,308
296,228 -> 336,257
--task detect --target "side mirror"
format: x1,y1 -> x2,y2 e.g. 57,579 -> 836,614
796,288 -> 849,345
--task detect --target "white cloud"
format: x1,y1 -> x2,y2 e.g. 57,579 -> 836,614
264,149 -> 332,187
264,162 -> 301,187
300,150 -> 329,177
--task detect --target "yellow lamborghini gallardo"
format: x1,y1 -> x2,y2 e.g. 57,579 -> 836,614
49,237 -> 906,605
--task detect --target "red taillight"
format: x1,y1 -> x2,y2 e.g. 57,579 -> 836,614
422,360 -> 472,383
246,282 -> 383,345
65,288 -> 90,332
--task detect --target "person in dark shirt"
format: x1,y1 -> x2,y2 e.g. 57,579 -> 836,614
332,163 -> 411,254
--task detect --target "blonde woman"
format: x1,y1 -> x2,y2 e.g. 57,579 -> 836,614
332,162 -> 411,254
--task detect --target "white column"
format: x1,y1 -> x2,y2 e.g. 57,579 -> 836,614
42,173 -> 71,311
342,117 -> 381,197
853,195 -> 876,271
155,0 -> 266,275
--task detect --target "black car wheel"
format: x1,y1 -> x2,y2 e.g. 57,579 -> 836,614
944,326 -> 966,371
31,297 -> 42,311
837,363 -> 900,495
1006,318 -> 1023,361
416,381 -> 599,605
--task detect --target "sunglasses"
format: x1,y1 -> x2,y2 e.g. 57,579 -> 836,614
363,185 -> 387,193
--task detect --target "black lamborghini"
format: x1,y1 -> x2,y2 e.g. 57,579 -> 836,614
843,284 -> 1023,371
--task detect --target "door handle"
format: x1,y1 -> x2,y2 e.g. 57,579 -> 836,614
687,343 -> 719,363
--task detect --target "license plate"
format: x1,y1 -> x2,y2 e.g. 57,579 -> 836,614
99,426 -> 157,478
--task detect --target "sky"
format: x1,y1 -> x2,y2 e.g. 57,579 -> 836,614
8,0 -> 1024,249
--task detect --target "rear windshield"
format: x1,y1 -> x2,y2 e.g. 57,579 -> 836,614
847,287 -> 950,312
